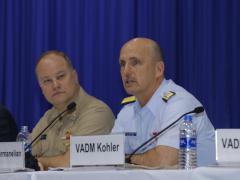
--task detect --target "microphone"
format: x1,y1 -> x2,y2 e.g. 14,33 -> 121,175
126,106 -> 204,164
24,102 -> 76,171
25,102 -> 76,151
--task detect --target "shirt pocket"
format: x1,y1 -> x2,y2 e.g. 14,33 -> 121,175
128,135 -> 143,153
40,137 -> 50,156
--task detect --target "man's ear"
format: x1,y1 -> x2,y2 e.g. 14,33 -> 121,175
156,61 -> 164,78
72,70 -> 79,84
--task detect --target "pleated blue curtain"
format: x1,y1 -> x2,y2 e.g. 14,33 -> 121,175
0,0 -> 239,130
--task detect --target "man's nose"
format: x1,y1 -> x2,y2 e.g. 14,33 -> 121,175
52,79 -> 60,89
122,64 -> 131,76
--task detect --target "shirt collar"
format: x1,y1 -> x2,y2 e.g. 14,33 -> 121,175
134,78 -> 169,117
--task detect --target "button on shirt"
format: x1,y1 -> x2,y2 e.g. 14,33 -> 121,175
111,79 -> 216,166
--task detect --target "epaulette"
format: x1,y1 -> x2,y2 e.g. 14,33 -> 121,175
162,91 -> 176,102
121,96 -> 136,105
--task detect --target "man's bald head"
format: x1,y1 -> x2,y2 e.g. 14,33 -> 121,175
35,50 -> 73,75
121,38 -> 164,63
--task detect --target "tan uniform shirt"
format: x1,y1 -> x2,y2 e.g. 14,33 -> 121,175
31,87 -> 115,157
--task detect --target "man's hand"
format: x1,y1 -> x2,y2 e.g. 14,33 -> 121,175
37,150 -> 70,170
129,145 -> 178,167
37,161 -> 44,171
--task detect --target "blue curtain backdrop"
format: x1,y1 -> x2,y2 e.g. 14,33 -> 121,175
0,0 -> 239,131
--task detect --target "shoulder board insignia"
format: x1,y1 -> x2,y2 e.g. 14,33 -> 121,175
121,96 -> 136,105
162,91 -> 176,102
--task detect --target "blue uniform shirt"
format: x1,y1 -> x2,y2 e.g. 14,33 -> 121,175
112,79 -> 215,166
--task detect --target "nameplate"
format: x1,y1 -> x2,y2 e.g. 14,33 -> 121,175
215,129 -> 240,163
70,134 -> 124,167
0,142 -> 25,169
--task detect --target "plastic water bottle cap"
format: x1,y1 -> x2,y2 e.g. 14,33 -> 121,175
184,115 -> 192,121
21,126 -> 28,132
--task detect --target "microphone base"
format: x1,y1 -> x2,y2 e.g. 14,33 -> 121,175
25,152 -> 40,171
125,157 -> 131,164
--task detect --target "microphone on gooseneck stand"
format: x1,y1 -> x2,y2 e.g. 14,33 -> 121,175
25,102 -> 76,171
25,102 -> 76,151
126,106 -> 204,164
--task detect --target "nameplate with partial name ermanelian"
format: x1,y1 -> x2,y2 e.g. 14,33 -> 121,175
0,142 -> 25,169
70,134 -> 124,167
215,129 -> 240,163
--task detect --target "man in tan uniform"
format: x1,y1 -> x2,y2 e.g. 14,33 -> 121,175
32,50 -> 114,170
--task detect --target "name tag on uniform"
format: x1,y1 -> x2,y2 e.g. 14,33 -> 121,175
70,134 -> 125,167
0,142 -> 25,169
40,134 -> 47,140
125,132 -> 137,136
215,129 -> 240,164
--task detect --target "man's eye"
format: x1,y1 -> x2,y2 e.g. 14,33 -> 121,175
119,61 -> 125,67
57,74 -> 65,80
43,79 -> 52,85
132,59 -> 140,66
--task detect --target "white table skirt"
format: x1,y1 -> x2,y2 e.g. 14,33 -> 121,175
1,166 -> 240,180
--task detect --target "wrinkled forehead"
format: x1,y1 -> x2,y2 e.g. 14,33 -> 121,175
120,41 -> 154,61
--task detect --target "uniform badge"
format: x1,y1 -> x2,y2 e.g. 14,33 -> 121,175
121,96 -> 136,105
65,130 -> 71,140
61,130 -> 71,147
162,91 -> 176,102
152,132 -> 158,136
151,131 -> 159,141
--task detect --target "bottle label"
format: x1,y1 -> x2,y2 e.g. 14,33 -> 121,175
180,137 -> 196,148
24,142 -> 31,153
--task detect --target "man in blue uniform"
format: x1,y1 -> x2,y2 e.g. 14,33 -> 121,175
111,37 -> 215,167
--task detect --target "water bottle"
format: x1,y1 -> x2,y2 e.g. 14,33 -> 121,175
16,126 -> 31,152
179,115 -> 197,169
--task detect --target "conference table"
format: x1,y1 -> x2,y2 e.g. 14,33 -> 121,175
0,165 -> 240,180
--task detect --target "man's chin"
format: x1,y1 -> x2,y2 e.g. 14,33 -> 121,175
124,88 -> 137,96
49,98 -> 69,108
